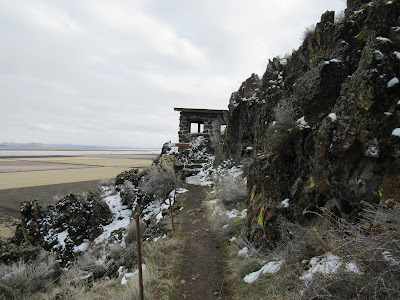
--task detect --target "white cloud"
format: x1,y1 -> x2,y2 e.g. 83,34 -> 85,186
0,0 -> 347,148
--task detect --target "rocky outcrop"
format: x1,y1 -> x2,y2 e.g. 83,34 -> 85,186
222,0 -> 400,250
8,191 -> 113,264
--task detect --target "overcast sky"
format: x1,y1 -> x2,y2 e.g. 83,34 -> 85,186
0,0 -> 346,148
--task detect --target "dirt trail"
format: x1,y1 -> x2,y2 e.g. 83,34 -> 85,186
179,185 -> 225,299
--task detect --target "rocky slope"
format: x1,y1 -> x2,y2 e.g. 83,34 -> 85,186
222,0 -> 400,249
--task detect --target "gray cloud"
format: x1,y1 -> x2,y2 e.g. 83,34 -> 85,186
0,0 -> 346,147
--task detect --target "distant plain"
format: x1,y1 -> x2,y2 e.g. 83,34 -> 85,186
0,153 -> 157,221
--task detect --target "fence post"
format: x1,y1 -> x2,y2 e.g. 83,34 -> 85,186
135,213 -> 144,300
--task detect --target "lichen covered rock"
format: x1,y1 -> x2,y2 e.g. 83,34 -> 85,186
222,0 -> 400,250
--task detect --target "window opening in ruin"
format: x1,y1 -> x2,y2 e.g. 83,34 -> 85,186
190,122 -> 204,133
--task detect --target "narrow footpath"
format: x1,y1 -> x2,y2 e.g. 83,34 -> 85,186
179,185 -> 225,299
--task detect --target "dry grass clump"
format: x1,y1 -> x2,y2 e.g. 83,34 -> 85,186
215,175 -> 246,207
225,205 -> 400,299
203,197 -> 243,237
63,247 -> 111,285
0,251 -> 57,299
266,97 -> 297,147
29,234 -> 183,300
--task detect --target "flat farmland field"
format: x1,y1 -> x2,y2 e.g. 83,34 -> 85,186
0,153 -> 157,221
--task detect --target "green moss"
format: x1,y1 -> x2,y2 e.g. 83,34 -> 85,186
257,207 -> 265,228
355,27 -> 367,44
250,186 -> 257,202
358,84 -> 374,111
308,42 -> 316,69
372,189 -> 383,197
308,177 -> 315,189
311,226 -> 319,236
363,222 -> 371,230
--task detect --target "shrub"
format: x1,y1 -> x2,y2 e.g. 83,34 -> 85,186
267,208 -> 400,299
216,174 -> 246,207
334,10 -> 345,23
266,98 -> 297,147
224,202 -> 400,299
0,251 -> 56,298
124,221 -> 147,245
302,24 -> 316,42
139,168 -> 175,201
115,169 -> 141,186
236,234 -> 267,259
63,246 -> 111,284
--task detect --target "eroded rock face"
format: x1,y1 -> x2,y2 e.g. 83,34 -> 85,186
222,1 -> 400,250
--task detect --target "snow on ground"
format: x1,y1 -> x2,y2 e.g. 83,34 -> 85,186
244,261 -> 284,283
394,51 -> 400,60
238,247 -> 249,257
120,264 -> 147,285
299,254 -> 361,281
296,116 -> 310,129
94,188 -> 132,244
226,208 -> 247,219
382,251 -> 399,265
300,254 -> 342,280
176,188 -> 189,194
387,77 -> 399,88
142,199 -> 169,221
153,234 -> 166,242
345,262 -> 362,274
325,58 -> 341,64
374,50 -> 384,59
392,128 -> 400,137
281,199 -> 290,208
376,36 -> 393,43
328,113 -> 337,122
226,165 -> 243,178
210,198 -> 246,219
73,241 -> 90,253
143,189 -> 185,222
56,230 -> 69,249
186,170 -> 214,186
187,159 -> 244,187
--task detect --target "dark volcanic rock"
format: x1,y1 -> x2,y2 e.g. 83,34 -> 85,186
13,190 -> 113,264
221,0 -> 400,250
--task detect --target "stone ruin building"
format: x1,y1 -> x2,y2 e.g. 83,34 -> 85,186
174,107 -> 227,152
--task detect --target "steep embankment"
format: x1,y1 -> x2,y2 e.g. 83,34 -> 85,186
223,0 -> 400,249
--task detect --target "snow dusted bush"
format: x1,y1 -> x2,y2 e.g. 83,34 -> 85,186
216,167 -> 246,207
179,135 -> 211,165
206,202 -> 236,235
266,98 -> 297,147
0,251 -> 56,298
139,168 -> 175,201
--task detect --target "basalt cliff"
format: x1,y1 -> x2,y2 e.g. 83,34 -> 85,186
221,0 -> 400,249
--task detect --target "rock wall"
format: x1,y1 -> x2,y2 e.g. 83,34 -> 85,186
222,0 -> 400,249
